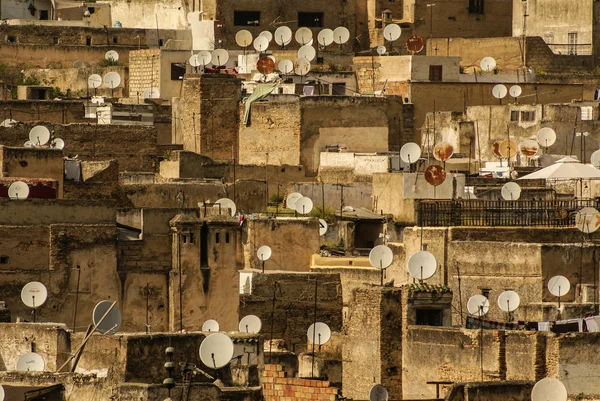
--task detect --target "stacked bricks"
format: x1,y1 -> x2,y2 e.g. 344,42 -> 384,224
262,364 -> 338,401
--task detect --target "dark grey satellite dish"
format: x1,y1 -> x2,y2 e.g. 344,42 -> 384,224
92,300 -> 122,335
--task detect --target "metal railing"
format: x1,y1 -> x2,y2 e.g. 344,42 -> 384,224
417,199 -> 600,227
546,43 -> 592,56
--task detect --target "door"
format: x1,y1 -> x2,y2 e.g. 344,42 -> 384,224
568,32 -> 578,55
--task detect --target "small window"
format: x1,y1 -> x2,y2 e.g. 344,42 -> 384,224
416,309 -> 443,326
216,232 -> 220,243
429,65 -> 443,82
581,106 -> 593,121
88,7 -> 95,14
39,10 -> 49,20
189,233 -> 195,244
0,256 -> 8,264
481,288 -> 491,298
469,0 -> 484,14
226,232 -> 230,243
510,110 -> 520,121
332,83 -> 346,95
53,37 -> 59,45
7,35 -> 16,44
521,111 -> 536,122
234,11 -> 260,26
113,36 -> 118,44
158,39 -> 164,47
171,63 -> 186,80
182,234 -> 187,244
298,12 -> 323,28
85,36 -> 91,46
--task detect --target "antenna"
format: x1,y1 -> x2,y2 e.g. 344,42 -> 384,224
491,84 -> 507,104
317,29 -> 334,49
16,352 -> 45,372
143,88 -> 161,100
257,245 -> 272,273
8,181 -> 30,200
29,125 -> 50,146
531,378 -> 567,401
235,30 -> 253,49
294,197 -> 313,215
480,56 -> 496,72
24,141 -> 34,148
501,182 -> 521,201
0,384 -> 4,401
286,192 -> 303,209
278,59 -> 294,75
383,23 -> 401,52
295,27 -> 313,45
369,384 -> 389,401
498,138 -> 517,160
298,44 -> 316,62
332,27 -> 350,48
105,50 -> 119,62
548,275 -> 570,308
274,26 -> 293,48
197,50 -> 212,68
407,251 -> 437,281
103,72 -> 122,98
591,149 -> 600,169
0,119 -> 17,127
307,322 -> 331,345
21,281 -> 47,322
73,60 -> 86,69
369,245 -> 394,285
92,300 -> 122,335
189,54 -> 201,67
400,142 -> 422,165
519,139 -> 539,158
536,127 -> 557,151
199,333 -> 234,369
509,85 -> 522,103
87,74 -> 102,96
467,295 -> 490,316
424,165 -> 447,187
318,218 -> 328,236
202,319 -> 220,332
213,198 -> 237,216
212,49 -> 229,67
433,142 -> 454,162
497,290 -> 520,313
50,138 -> 65,150
253,35 -> 269,53
259,31 -> 273,42
238,315 -> 262,333
376,45 -> 386,56
257,57 -> 275,75
406,35 -> 424,54
294,57 -> 311,77
575,207 -> 600,234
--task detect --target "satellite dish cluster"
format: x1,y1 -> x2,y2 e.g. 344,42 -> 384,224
286,192 -> 314,215
399,141 -> 455,191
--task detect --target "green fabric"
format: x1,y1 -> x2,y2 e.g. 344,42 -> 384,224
244,84 -> 277,125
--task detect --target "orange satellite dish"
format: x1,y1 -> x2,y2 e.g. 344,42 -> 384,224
256,57 -> 275,74
424,165 -> 447,186
433,142 -> 454,162
406,35 -> 424,53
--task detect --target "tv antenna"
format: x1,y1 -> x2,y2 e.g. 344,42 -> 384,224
317,29 -> 334,50
73,60 -> 87,69
1,119 -> 17,127
383,23 -> 401,53
294,196 -> 313,215
199,333 -> 235,369
298,44 -> 316,61
202,319 -> 220,332
294,57 -> 311,82
480,56 -> 496,72
499,138 -> 517,161
531,378 -> 567,401
497,290 -> 520,313
491,84 -> 507,105
253,35 -> 269,53
295,27 -> 313,46
274,26 -> 293,49
575,207 -> 600,234
376,45 -> 386,56
16,352 -> 45,371
93,300 -> 122,335
21,281 -> 47,322
501,182 -> 521,201
332,26 -> 350,50
105,50 -> 119,62
212,49 -> 229,68
286,192 -> 303,209
103,72 -> 121,97
259,31 -> 273,42
548,275 -> 570,308
143,87 -> 160,100
369,245 -> 394,285
0,384 -> 4,401
8,181 -> 30,200
536,128 -> 556,152
214,198 -> 237,217
406,35 -> 424,55
257,245 -> 272,273
29,125 -> 50,146
319,219 -> 328,236
369,384 -> 389,401
235,30 -> 253,52
400,142 -> 422,165
50,138 -> 65,150
424,165 -> 446,193
509,85 -> 522,104
197,50 -> 212,71
433,142 -> 454,162
278,59 -> 294,75
519,139 -> 539,159
467,295 -> 490,316
239,315 -> 262,333
87,74 -> 102,96
24,141 -> 34,148
591,149 -> 600,169
407,251 -> 437,281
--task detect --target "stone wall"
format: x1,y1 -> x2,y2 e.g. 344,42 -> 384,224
0,100 -> 86,124
262,364 -> 338,401
293,182 -> 373,211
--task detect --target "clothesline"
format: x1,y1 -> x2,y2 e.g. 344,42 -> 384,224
466,315 -> 600,333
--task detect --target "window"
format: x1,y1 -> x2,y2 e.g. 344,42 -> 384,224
429,65 -> 443,82
53,37 -> 59,45
581,106 -> 593,121
298,12 -> 323,27
182,234 -> 187,244
171,63 -> 186,80
189,233 -> 194,244
158,39 -> 164,47
39,10 -> 49,20
226,232 -> 230,243
568,32 -> 578,55
481,288 -> 491,298
416,309 -> 443,326
332,83 -> 346,95
113,36 -> 118,44
85,36 -> 91,46
469,0 -> 484,14
510,110 -> 520,121
0,256 -> 8,264
215,232 -> 220,243
7,35 -> 16,44
234,11 -> 260,26
521,111 -> 536,122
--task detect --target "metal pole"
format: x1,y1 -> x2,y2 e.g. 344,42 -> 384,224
269,282 -> 277,364
73,265 -> 81,332
146,282 -> 150,335
311,279 -> 318,378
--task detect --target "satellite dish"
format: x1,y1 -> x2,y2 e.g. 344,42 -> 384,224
575,207 -> 600,234
73,60 -> 86,69
202,319 -> 220,332
214,198 -> 237,216
307,322 -> 331,345
189,54 -> 200,67
333,27 -> 350,45
497,290 -> 520,312
286,192 -> 303,209
369,245 -> 394,269
8,181 -> 30,200
50,138 -> 65,150
274,26 -> 293,46
294,57 -> 311,76
294,197 -> 314,214
480,57 -> 496,71
0,119 -> 17,127
492,141 -> 503,159
238,315 -> 262,333
548,275 -> 570,297
509,85 -> 522,98
295,27 -> 313,45
406,35 -> 425,53
492,84 -> 507,99
536,128 -> 557,148
257,57 -> 275,74
259,31 -> 273,42
103,72 -> 121,89
319,219 -> 328,236
591,149 -> 600,169
197,50 -> 212,66
257,245 -> 272,261
199,333 -> 234,369
88,74 -> 102,89
235,30 -> 253,48
400,142 -> 421,164
317,29 -> 334,47
92,300 -> 122,335
105,50 -> 119,61
278,59 -> 294,74
467,295 -> 490,316
24,141 -> 34,148
29,125 -> 50,145
298,45 -> 316,61
424,165 -> 446,186
376,45 -> 386,55
433,142 -> 454,161
0,384 -> 4,401
369,384 -> 389,401
212,49 -> 229,66
16,352 -> 45,372
407,251 -> 437,280
253,35 -> 269,52
21,282 -> 48,308
143,88 -> 160,99
531,378 -> 567,401
383,24 -> 401,42
499,139 -> 518,159
501,182 -> 521,200
519,139 -> 539,157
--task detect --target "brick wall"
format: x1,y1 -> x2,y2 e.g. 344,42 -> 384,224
262,364 -> 338,401
128,49 -> 161,101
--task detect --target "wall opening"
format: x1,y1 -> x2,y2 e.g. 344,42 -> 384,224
200,224 -> 209,267
298,12 -> 323,27
234,11 -> 260,26
416,308 -> 443,326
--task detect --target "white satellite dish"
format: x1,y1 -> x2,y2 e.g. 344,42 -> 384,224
21,282 -> 48,308
307,322 -> 331,345
497,290 -> 520,312
8,181 -> 30,200
16,352 -> 45,372
87,74 -> 102,89
591,149 -> 600,169
103,72 -> 121,88
212,49 -> 229,66
214,198 -> 237,216
73,60 -> 87,69
199,333 -> 234,369
24,141 -> 34,148
259,31 -> 273,42
383,24 -> 401,42
548,275 -> 570,297
235,30 -> 253,48
531,378 -> 567,401
92,300 -> 122,335
105,50 -> 119,61
202,319 -> 220,332
0,384 -> 4,401
369,245 -> 394,269
400,142 -> 422,164
333,27 -> 350,45
189,54 -> 200,67
294,197 -> 313,214
257,245 -> 272,261
286,192 -> 303,209
0,119 -> 17,127
295,27 -> 313,45
50,138 -> 65,150
143,88 -> 160,99
197,50 -> 212,66
492,84 -> 507,99
239,315 -> 262,333
317,29 -> 334,47
509,85 -> 522,98
274,26 -> 293,46
376,45 -> 386,55
536,128 -> 557,148
298,45 -> 316,61
294,57 -> 311,76
318,219 -> 328,236
369,384 -> 389,401
278,59 -> 294,74
467,295 -> 490,316
575,207 -> 600,234
253,35 -> 269,52
501,182 -> 521,200
29,125 -> 50,145
480,56 -> 496,71
519,139 -> 539,157
407,251 -> 437,280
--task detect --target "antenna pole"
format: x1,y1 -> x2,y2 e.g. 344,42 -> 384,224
457,265 -> 464,325
479,306 -> 484,381
311,278 -> 318,378
73,265 -> 81,332
32,296 -> 36,323
146,282 -> 150,335
269,282 -> 277,364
